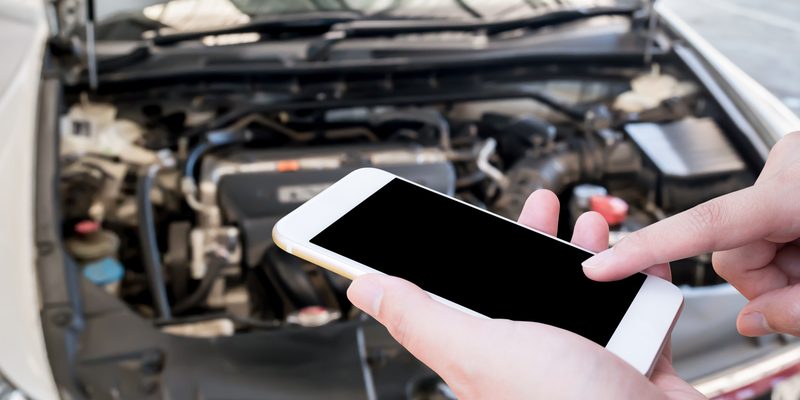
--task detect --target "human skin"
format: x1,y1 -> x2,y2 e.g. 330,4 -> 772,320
584,132 -> 800,337
344,132 -> 800,397
347,190 -> 703,399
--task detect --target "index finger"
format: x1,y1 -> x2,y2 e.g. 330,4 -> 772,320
583,185 -> 783,281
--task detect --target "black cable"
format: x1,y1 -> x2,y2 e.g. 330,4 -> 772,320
368,109 -> 452,151
137,164 -> 172,320
172,257 -> 225,315
522,0 -> 541,12
454,0 -> 483,19
192,87 -> 585,140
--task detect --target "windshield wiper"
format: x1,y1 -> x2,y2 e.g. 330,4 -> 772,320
110,6 -> 636,77
152,11 -> 365,46
155,6 -> 635,49
307,6 -> 637,60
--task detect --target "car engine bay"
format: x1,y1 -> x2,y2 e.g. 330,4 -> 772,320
55,62 -> 758,397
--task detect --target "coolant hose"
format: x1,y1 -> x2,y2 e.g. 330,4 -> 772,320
183,130 -> 240,179
182,130 -> 242,214
137,164 -> 172,320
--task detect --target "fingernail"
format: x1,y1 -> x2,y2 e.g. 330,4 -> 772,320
741,312 -> 772,334
582,247 -> 615,269
348,278 -> 384,317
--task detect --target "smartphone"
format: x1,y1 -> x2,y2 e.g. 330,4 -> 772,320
273,168 -> 683,375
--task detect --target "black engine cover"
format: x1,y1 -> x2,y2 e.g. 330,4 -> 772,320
202,145 -> 455,266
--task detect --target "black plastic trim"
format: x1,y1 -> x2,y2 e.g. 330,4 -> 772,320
35,53 -> 88,398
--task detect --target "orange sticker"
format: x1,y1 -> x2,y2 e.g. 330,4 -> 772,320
277,159 -> 300,172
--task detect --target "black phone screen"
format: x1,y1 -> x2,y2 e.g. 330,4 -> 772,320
311,178 -> 646,345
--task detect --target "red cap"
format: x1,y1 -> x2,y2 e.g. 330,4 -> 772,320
299,306 -> 327,315
75,220 -> 100,235
590,195 -> 629,226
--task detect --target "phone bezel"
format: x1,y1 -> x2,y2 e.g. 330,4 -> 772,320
273,167 -> 683,375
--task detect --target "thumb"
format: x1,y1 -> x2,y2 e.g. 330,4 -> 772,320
347,274 -> 488,382
737,284 -> 800,336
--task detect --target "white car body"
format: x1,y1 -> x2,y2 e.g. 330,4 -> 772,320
0,1 -> 59,399
0,1 -> 797,399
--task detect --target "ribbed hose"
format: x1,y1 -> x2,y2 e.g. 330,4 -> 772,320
137,164 -> 172,320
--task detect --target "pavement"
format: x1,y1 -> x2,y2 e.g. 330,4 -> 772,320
661,0 -> 800,116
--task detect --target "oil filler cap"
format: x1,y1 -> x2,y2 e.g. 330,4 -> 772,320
590,195 -> 629,226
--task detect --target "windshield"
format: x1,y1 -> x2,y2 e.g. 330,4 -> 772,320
96,0 -> 641,33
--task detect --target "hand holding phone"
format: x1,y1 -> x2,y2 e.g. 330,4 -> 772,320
273,168 -> 684,380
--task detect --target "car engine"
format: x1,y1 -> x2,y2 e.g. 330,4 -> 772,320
57,67 -> 754,396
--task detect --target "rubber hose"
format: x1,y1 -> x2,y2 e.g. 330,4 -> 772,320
137,164 -> 172,320
172,258 -> 224,315
183,130 -> 241,179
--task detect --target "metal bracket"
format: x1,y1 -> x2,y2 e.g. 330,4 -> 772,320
85,0 -> 98,89
644,0 -> 659,64
85,21 -> 98,90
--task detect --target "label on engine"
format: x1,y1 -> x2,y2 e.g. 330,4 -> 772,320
277,183 -> 333,203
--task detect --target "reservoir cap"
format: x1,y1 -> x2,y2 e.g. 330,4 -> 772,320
590,195 -> 629,226
83,258 -> 124,286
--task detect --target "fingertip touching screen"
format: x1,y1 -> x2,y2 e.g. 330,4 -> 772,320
311,178 -> 646,345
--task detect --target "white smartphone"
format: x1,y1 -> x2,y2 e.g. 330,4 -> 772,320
273,167 -> 683,375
